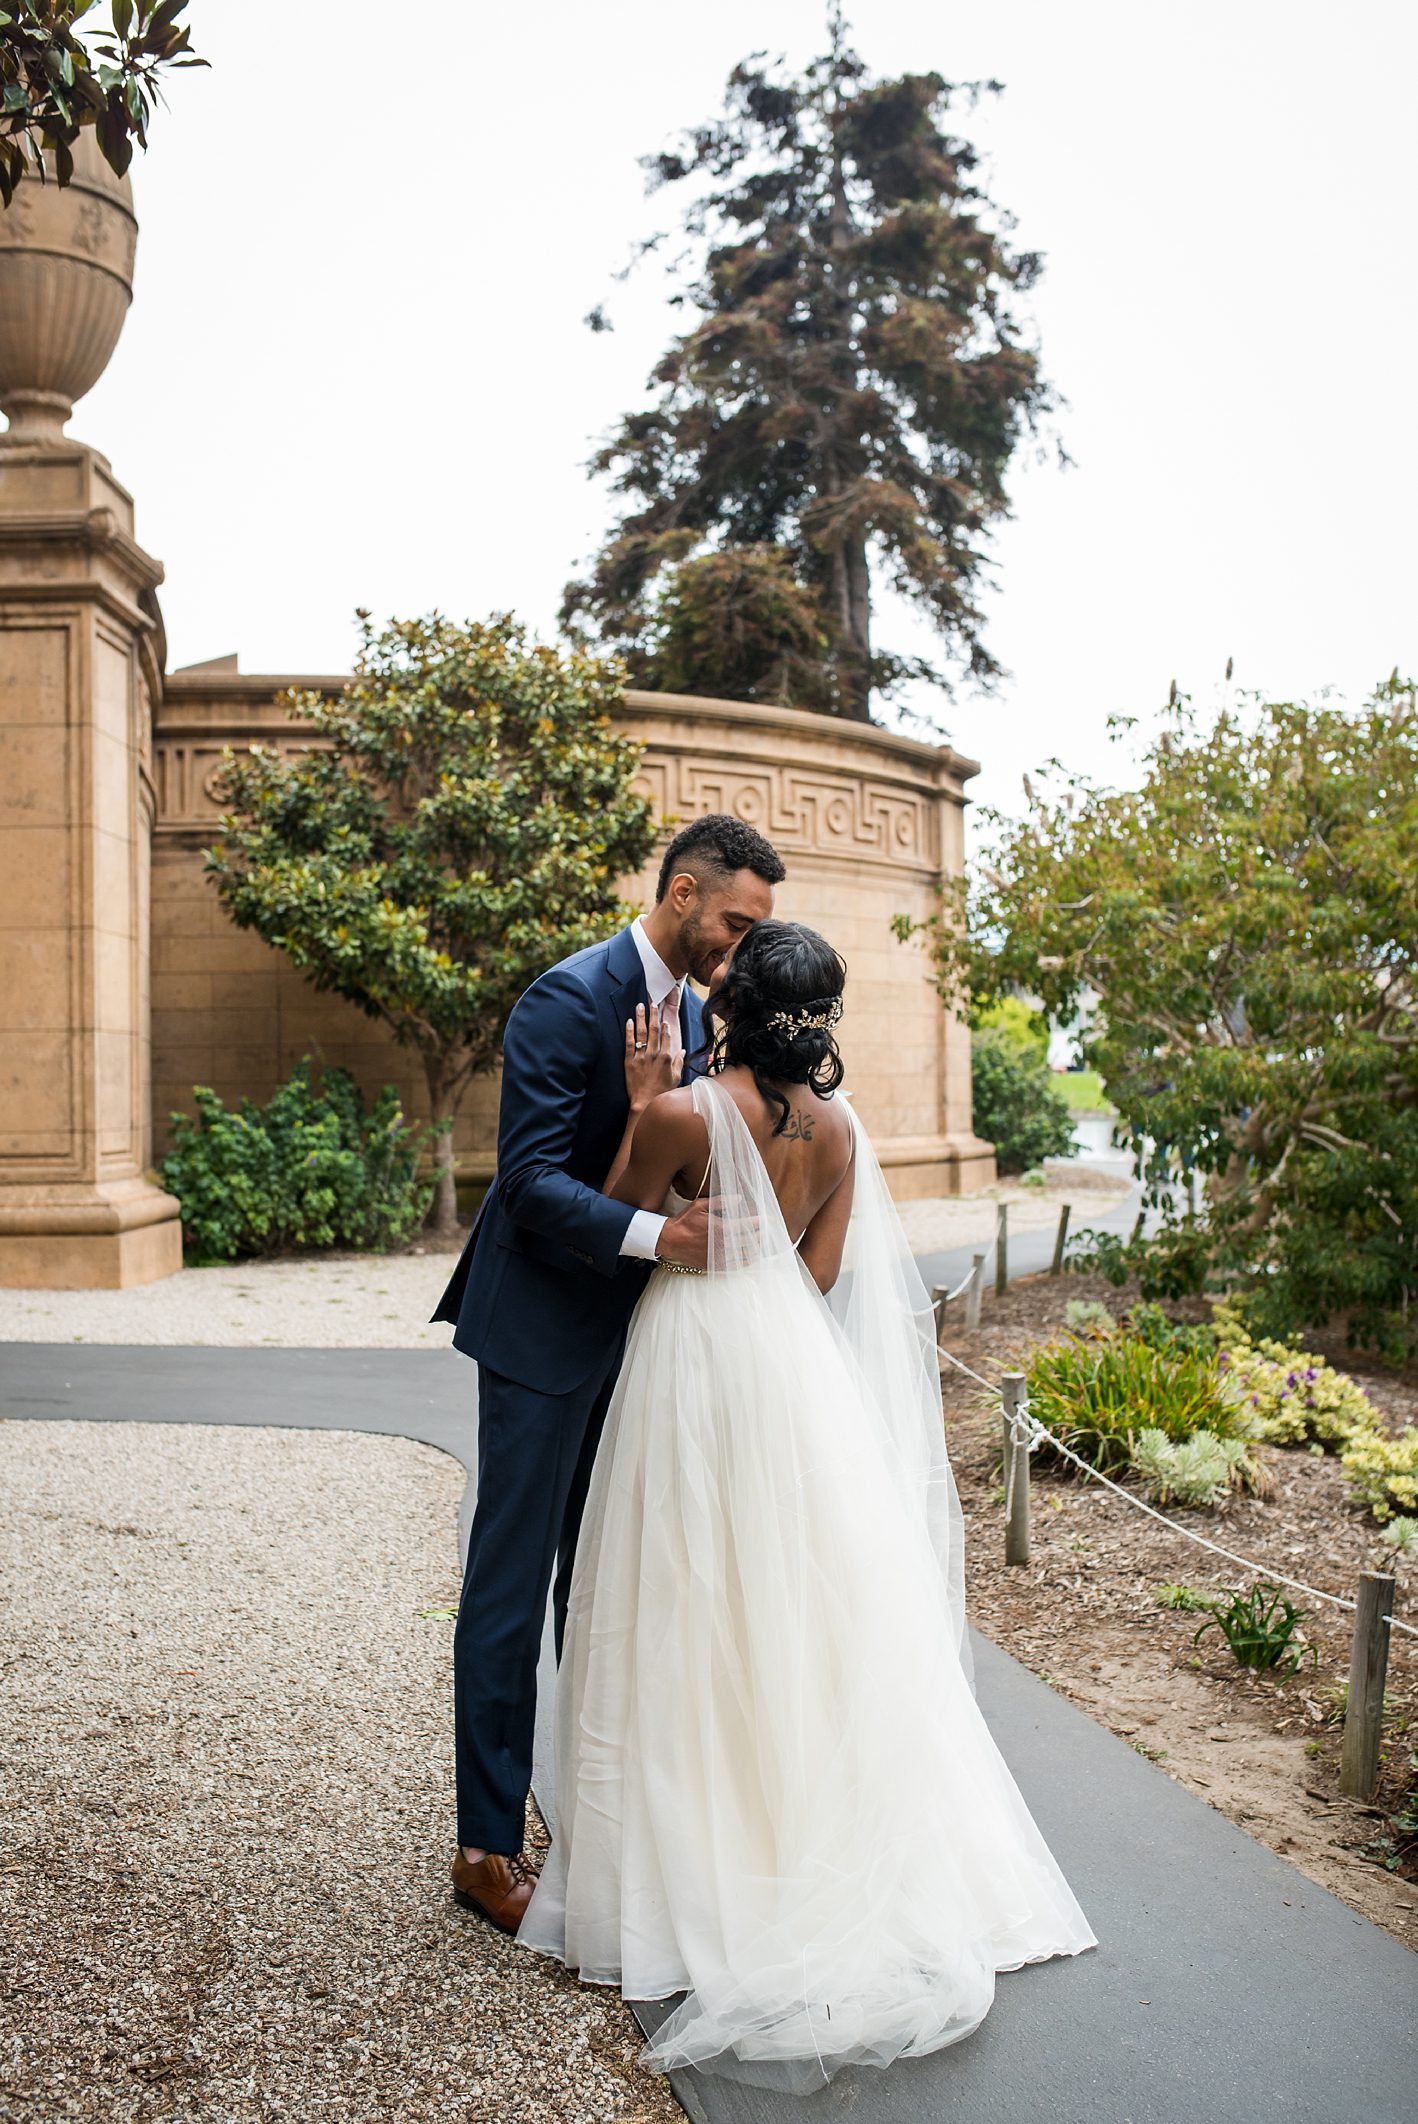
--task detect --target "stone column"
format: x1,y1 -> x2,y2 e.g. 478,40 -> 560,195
0,133 -> 181,1286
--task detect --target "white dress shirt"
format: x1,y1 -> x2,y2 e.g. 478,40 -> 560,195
618,918 -> 683,1262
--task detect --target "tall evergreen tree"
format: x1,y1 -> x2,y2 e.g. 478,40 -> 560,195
564,9 -> 1055,722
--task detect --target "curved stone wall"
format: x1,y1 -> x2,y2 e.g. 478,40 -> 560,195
150,665 -> 994,1200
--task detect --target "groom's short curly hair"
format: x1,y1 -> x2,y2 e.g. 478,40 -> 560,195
655,813 -> 787,903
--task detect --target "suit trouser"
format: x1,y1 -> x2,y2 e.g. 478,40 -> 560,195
453,1336 -> 625,1854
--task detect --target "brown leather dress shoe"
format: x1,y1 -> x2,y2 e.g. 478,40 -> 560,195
451,1847 -> 539,1935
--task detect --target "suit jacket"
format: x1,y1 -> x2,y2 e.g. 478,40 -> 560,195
430,924 -> 706,1395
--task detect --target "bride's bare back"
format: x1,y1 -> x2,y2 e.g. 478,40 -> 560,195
610,1066 -> 856,1292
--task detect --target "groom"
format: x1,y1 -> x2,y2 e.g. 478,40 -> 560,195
431,812 -> 786,1931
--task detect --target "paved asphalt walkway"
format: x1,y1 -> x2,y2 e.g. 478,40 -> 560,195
914,1173 -> 1144,1309
4,1341 -> 1414,2121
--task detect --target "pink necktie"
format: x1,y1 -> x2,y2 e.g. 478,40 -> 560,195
660,986 -> 683,1069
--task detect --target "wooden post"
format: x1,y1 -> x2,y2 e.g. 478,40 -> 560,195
965,1250 -> 986,1331
1001,1371 -> 1031,1565
1340,1571 -> 1395,1799
995,1204 -> 1009,1297
1051,1203 -> 1071,1276
931,1286 -> 947,1345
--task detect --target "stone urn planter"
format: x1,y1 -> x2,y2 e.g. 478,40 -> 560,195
0,128 -> 137,444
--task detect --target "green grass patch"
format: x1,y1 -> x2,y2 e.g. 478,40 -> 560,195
1057,1069 -> 1115,1115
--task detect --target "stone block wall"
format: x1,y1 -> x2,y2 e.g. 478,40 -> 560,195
150,664 -> 994,1199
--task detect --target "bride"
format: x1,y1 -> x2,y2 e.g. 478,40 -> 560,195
516,918 -> 1096,2089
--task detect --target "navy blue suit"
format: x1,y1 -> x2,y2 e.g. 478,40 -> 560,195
430,924 -> 704,1851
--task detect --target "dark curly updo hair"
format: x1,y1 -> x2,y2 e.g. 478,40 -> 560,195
702,919 -> 846,1135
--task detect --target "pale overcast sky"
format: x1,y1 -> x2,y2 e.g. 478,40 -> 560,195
78,0 -> 1417,819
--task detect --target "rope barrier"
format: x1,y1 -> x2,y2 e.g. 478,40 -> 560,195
933,1206 -> 1008,1308
938,1340 -> 1418,1640
938,1345 -> 1000,1393
940,1262 -> 982,1305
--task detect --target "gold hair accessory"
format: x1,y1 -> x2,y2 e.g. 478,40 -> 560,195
766,997 -> 843,1036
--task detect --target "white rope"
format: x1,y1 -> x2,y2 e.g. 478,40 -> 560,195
938,1345 -> 1002,1391
934,1208 -> 1006,1310
938,1261 -> 982,1305
939,1344 -> 1418,1640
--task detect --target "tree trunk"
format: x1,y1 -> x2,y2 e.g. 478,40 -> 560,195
423,1055 -> 460,1237
842,534 -> 872,718
825,124 -> 872,721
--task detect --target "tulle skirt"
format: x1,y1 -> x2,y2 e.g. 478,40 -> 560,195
517,1252 -> 1096,2089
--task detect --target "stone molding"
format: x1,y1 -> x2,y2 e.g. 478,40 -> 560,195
153,675 -> 979,878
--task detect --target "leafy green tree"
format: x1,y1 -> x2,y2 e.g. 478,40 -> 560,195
902,677 -> 1418,1357
566,7 -> 1054,721
970,1029 -> 1074,1174
205,613 -> 655,1236
1,0 -> 205,204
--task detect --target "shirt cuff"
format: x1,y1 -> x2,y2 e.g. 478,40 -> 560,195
620,1209 -> 667,1262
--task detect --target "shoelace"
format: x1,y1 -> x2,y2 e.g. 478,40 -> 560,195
505,1852 -> 536,1886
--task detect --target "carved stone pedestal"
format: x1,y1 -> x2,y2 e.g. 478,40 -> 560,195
0,129 -> 181,1286
0,439 -> 182,1286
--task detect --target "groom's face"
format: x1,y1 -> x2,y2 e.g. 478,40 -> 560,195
669,867 -> 775,987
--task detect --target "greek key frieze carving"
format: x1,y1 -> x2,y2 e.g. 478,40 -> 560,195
155,730 -> 938,867
633,756 -> 936,868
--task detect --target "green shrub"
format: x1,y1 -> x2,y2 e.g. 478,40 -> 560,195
1126,1301 -> 1217,1357
1379,1516 -> 1418,1558
1339,1425 -> 1418,1525
1066,1220 -> 1215,1302
1024,1330 -> 1259,1479
971,1029 -> 1076,1176
1155,1582 -> 1225,1613
162,1059 -> 440,1264
1132,1428 -> 1264,1508
1063,1299 -> 1116,1337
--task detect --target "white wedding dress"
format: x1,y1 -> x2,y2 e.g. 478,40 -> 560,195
517,1077 -> 1096,2089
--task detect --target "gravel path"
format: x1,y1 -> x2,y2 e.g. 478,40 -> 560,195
0,1421 -> 680,2124
0,1254 -> 455,1349
0,1176 -> 1129,1349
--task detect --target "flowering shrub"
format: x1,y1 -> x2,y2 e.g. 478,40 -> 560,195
1210,1300 -> 1375,1449
1209,1299 -> 1418,1522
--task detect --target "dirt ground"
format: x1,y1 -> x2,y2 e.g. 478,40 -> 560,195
938,1270 -> 1418,1952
